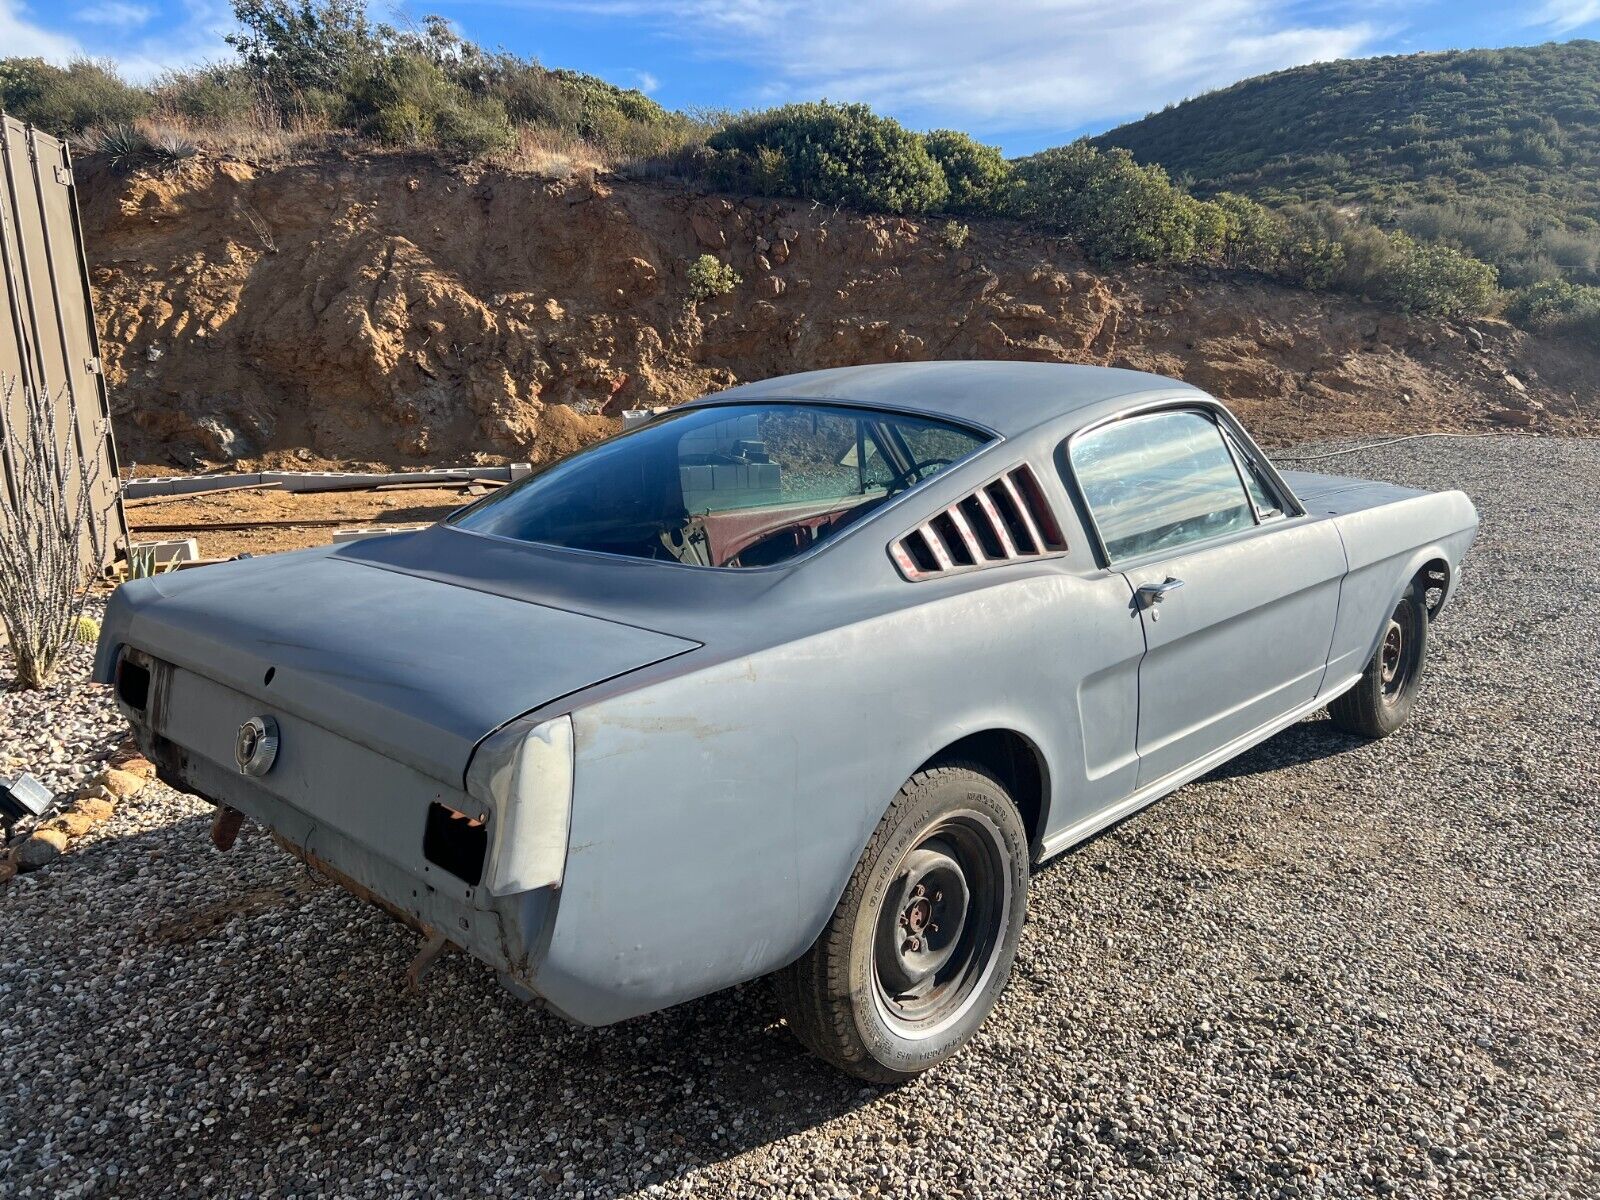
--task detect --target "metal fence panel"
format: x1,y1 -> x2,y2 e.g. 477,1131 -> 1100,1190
0,113 -> 128,572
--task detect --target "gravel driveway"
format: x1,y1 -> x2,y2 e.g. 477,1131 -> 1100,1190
3,436 -> 1597,1199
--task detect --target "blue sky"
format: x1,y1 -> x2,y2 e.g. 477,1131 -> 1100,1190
5,0 -> 1598,152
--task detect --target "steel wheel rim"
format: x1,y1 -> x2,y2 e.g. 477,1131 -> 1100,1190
1379,603 -> 1416,703
871,810 -> 1010,1041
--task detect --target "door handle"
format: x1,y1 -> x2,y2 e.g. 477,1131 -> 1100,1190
1136,577 -> 1185,620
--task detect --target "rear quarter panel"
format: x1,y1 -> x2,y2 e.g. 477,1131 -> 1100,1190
528,567 -> 1140,1025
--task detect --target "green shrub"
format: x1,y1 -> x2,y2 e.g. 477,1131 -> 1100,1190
0,58 -> 149,134
939,219 -> 970,250
1009,142 -> 1201,265
1278,211 -> 1347,290
706,101 -> 949,214
687,254 -> 740,300
343,53 -> 511,157
151,64 -> 262,125
922,129 -> 1009,214
1209,192 -> 1290,272
1374,231 -> 1499,317
750,145 -> 790,193
1505,279 -> 1600,337
225,0 -> 376,100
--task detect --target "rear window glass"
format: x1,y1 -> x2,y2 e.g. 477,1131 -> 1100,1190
449,403 -> 992,568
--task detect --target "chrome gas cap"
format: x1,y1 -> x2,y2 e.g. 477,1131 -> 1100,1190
234,715 -> 280,776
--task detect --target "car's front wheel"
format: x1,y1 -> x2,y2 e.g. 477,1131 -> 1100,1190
774,762 -> 1028,1082
1329,582 -> 1429,739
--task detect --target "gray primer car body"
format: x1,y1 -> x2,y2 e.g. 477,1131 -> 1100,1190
95,362 -> 1478,1025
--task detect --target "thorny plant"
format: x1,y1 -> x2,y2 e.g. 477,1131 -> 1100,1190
0,377 -> 109,690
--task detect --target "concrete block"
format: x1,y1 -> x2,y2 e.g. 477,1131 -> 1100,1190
131,538 -> 199,565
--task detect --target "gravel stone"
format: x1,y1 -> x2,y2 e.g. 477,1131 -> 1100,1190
1,436 -> 1597,1197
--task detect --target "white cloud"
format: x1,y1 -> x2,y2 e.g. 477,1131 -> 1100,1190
633,68 -> 661,92
75,0 -> 153,29
94,0 -> 234,79
529,0 -> 1380,140
1527,1 -> 1600,32
2,0 -> 232,77
0,0 -> 82,58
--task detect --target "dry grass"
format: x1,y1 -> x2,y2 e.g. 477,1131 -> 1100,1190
130,107 -> 335,164
488,125 -> 613,178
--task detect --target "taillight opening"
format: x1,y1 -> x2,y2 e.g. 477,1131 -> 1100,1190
423,802 -> 487,886
116,655 -> 150,711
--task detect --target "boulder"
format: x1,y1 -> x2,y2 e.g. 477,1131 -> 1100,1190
97,768 -> 147,799
74,796 -> 116,824
690,211 -> 726,250
16,828 -> 68,872
49,810 -> 99,838
1490,408 -> 1537,427
111,754 -> 157,781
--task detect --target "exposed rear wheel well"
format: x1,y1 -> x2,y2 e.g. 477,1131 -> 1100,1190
1415,557 -> 1450,619
919,730 -> 1046,849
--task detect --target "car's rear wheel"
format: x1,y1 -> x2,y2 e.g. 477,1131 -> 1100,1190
774,763 -> 1028,1082
1329,583 -> 1429,739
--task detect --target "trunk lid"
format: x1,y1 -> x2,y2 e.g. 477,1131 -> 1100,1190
1281,469 -> 1426,515
98,546 -> 699,785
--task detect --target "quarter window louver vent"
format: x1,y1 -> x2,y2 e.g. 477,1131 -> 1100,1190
889,464 -> 1068,581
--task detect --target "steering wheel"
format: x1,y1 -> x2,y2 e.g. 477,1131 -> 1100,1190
887,457 -> 954,494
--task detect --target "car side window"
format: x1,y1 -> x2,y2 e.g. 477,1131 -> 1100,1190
1070,409 -> 1257,562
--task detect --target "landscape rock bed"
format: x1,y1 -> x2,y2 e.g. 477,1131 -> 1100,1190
0,600 -> 121,798
2,437 -> 1597,1197
0,599 -> 164,877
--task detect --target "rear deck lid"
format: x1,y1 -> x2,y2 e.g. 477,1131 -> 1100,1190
98,547 -> 699,785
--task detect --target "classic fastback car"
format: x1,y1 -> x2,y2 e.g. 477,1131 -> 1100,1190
97,362 -> 1478,1080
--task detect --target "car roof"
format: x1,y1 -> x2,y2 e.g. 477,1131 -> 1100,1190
684,361 -> 1210,438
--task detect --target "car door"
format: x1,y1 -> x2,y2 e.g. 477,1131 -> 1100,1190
1068,406 -> 1345,788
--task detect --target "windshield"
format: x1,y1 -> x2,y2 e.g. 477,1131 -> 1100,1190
449,402 -> 993,568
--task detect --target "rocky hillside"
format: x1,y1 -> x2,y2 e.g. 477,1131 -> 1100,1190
77,152 -> 1597,471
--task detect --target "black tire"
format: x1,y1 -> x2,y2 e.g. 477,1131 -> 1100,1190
1329,583 -> 1429,739
774,762 -> 1029,1082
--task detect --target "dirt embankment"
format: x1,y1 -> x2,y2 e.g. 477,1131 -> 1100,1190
76,152 -> 1599,470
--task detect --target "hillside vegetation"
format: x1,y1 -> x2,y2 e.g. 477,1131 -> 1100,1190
1097,41 -> 1600,294
3,8 -> 1596,333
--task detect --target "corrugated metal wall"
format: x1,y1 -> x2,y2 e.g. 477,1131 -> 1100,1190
0,113 -> 128,571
